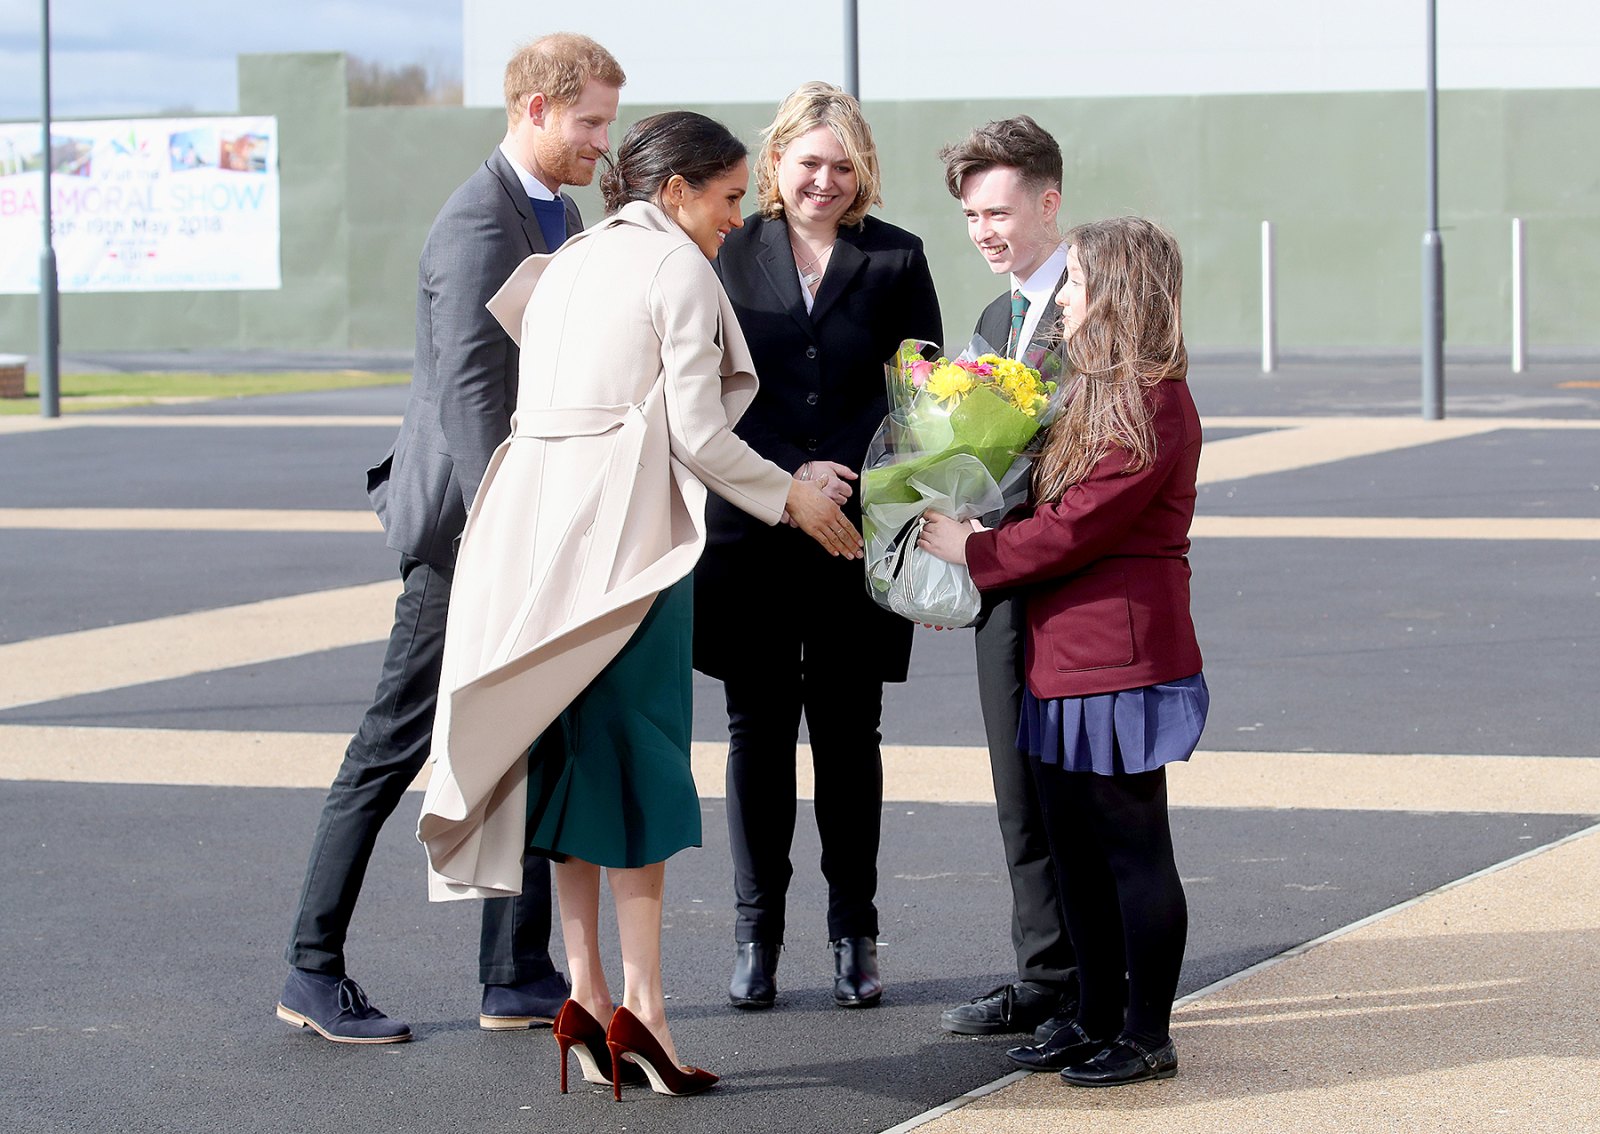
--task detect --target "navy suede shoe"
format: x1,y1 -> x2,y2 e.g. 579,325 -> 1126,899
276,969 -> 411,1044
479,971 -> 570,1030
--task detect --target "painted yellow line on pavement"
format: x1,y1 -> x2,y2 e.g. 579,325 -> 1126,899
1198,418 -> 1501,485
1191,515 -> 1600,540
1165,750 -> 1600,815
3,729 -> 1597,815
0,414 -> 402,433
0,727 -> 369,790
0,582 -> 398,711
7,509 -> 1594,540
1204,415 -> 1600,431
0,508 -> 382,533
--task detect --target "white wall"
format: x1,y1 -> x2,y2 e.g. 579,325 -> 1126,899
463,0 -> 1600,106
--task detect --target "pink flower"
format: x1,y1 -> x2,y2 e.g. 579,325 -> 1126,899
908,359 -> 934,387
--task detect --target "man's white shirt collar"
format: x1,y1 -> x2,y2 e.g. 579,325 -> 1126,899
499,143 -> 559,201
1008,242 -> 1069,359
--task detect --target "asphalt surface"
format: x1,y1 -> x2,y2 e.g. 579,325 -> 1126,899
3,784 -> 1586,1134
2,351 -> 1597,1133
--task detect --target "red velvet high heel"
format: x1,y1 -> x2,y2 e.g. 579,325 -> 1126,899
553,1000 -> 645,1092
553,1000 -> 607,1093
603,1005 -> 719,1100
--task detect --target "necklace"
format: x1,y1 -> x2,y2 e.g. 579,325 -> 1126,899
792,239 -> 835,289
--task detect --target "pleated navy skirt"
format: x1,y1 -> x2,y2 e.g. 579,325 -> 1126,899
1018,672 -> 1209,776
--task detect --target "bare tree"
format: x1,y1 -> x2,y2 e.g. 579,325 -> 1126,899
346,56 -> 463,107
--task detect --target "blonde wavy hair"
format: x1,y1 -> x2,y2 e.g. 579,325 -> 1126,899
754,82 -> 883,229
1032,217 -> 1188,503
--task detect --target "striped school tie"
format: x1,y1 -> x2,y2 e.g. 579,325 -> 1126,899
1005,289 -> 1029,358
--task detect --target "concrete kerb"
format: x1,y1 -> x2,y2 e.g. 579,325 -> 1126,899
884,818 -> 1600,1134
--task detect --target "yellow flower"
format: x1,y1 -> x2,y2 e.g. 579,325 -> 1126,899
925,362 -> 976,403
988,360 -> 1047,413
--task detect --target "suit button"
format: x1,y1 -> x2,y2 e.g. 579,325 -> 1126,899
805,346 -> 818,359
805,392 -> 819,405
806,439 -> 818,451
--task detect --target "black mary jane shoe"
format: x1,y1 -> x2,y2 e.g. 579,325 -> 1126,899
1058,1036 -> 1178,1087
729,942 -> 780,1010
831,936 -> 883,1008
1005,1019 -> 1111,1072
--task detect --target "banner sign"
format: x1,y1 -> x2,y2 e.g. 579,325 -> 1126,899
0,116 -> 280,293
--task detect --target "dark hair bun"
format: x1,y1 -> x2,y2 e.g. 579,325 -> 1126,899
599,164 -> 628,213
604,112 -> 748,215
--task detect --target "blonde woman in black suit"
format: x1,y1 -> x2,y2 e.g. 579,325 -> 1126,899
693,82 -> 942,1011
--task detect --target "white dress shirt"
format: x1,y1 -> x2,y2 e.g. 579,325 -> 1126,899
498,143 -> 560,201
1009,242 -> 1069,360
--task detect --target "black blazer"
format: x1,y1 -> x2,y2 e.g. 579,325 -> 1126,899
368,148 -> 581,569
973,262 -> 1071,367
693,212 -> 942,682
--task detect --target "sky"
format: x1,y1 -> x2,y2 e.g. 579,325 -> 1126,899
0,1 -> 462,121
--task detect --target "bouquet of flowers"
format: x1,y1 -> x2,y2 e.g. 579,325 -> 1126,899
861,337 -> 1066,626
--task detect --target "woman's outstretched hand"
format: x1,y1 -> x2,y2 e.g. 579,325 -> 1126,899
785,477 -> 864,559
804,460 -> 857,506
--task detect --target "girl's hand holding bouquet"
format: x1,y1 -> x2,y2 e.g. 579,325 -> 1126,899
860,337 -> 1065,626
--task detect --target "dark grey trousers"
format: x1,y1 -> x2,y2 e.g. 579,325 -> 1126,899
974,595 -> 1076,985
284,555 -> 554,985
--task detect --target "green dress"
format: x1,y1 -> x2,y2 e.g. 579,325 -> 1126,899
524,578 -> 699,868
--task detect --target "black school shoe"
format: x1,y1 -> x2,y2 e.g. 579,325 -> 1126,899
1005,1019 -> 1111,1071
940,981 -> 1063,1035
1058,1037 -> 1178,1087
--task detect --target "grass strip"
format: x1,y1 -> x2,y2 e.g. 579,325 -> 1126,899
0,370 -> 408,415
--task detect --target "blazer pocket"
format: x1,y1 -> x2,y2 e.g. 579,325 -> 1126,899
1049,569 -> 1136,673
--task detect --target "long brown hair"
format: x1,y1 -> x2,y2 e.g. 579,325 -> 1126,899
1032,217 -> 1187,503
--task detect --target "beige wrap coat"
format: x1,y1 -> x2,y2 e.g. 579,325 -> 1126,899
418,201 -> 792,900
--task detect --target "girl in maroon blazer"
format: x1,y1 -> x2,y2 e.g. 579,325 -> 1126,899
920,216 -> 1207,1088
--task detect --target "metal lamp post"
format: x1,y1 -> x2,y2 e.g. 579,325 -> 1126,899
843,0 -> 859,98
38,0 -> 60,418
1421,0 -> 1444,420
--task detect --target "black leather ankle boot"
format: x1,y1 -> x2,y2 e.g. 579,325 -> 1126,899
831,936 -> 882,1007
729,942 -> 780,1009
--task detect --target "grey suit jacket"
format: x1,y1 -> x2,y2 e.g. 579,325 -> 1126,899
368,147 -> 582,569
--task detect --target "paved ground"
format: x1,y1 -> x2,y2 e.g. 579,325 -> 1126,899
2,352 -> 1597,1133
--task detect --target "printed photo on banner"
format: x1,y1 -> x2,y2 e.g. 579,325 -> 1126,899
0,115 -> 281,294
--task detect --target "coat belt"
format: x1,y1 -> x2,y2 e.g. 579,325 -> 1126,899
501,382 -> 667,617
510,402 -> 635,439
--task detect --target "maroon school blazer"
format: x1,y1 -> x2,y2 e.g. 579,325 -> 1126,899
965,377 -> 1203,699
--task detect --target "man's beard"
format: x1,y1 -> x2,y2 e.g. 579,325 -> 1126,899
537,136 -> 595,189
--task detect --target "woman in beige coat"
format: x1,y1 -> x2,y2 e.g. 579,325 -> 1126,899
417,113 -> 861,1096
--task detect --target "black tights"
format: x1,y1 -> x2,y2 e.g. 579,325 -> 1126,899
1031,764 -> 1187,1047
